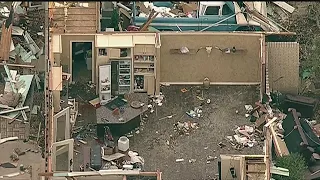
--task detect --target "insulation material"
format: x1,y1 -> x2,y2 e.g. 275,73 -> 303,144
160,33 -> 261,83
267,42 -> 299,94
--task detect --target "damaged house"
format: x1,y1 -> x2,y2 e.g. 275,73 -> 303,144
44,1 -> 306,180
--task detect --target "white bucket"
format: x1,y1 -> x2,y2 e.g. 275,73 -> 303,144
118,136 -> 129,152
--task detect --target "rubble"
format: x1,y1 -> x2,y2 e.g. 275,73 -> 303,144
186,106 -> 203,118
174,121 -> 199,135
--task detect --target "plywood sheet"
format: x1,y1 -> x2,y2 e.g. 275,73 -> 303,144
160,33 -> 261,83
52,35 -> 62,53
267,42 -> 299,94
51,66 -> 63,91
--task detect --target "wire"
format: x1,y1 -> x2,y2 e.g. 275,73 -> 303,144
299,125 -> 320,146
283,126 -> 297,139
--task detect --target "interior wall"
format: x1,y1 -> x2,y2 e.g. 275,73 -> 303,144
60,35 -> 96,80
159,33 -> 262,83
51,2 -> 99,33
220,155 -> 242,180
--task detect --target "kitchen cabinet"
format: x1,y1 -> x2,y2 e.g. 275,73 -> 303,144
134,45 -> 156,55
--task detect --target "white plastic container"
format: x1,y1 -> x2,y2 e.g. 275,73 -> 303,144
118,136 -> 129,152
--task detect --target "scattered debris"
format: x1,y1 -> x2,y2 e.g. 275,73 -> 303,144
0,162 -> 17,168
180,88 -> 188,93
159,114 -> 176,120
174,121 -> 199,134
218,142 -> 226,148
186,106 -> 203,118
175,158 -> 184,162
0,136 -> 18,144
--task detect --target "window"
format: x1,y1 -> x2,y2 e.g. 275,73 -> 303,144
205,6 -> 219,15
222,4 -> 233,15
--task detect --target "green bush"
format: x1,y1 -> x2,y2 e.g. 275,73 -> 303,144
273,153 -> 307,180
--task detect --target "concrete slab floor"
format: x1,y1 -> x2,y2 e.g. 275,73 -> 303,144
127,85 -> 263,180
0,140 -> 44,179
68,85 -> 263,180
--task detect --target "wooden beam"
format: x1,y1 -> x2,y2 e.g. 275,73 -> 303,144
268,123 -> 289,157
0,106 -> 29,115
272,2 -> 295,13
160,82 -> 260,85
265,125 -> 272,180
0,22 -> 13,61
264,117 -> 278,128
289,108 -> 308,145
39,170 -> 160,177
0,63 -> 35,68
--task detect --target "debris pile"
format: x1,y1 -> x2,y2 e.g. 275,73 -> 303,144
226,125 -> 258,149
75,127 -> 145,172
174,121 -> 199,135
0,68 -> 34,122
136,2 -> 197,18
186,106 -> 203,118
67,81 -> 96,101
149,92 -> 164,107
0,2 -> 45,63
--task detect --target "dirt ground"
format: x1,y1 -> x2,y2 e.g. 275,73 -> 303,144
0,140 -> 44,179
126,85 -> 263,180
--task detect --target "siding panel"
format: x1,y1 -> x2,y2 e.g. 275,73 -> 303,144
267,42 -> 299,94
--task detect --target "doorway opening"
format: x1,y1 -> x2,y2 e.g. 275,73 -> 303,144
71,42 -> 93,82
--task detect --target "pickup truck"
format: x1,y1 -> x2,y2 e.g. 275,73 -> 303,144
132,1 -> 263,31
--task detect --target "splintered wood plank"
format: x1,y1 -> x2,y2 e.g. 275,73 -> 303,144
0,23 -> 12,61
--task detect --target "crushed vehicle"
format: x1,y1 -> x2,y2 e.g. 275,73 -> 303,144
132,1 -> 263,31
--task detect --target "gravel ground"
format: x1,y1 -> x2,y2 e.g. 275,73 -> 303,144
128,85 -> 263,180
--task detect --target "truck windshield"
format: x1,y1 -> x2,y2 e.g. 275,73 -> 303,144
205,6 -> 219,15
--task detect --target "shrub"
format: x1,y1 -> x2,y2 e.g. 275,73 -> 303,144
273,153 -> 307,180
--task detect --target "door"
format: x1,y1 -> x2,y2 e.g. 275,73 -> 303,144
221,3 -> 234,30
145,75 -> 155,95
111,61 -> 119,95
53,107 -> 70,142
201,5 -> 220,31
